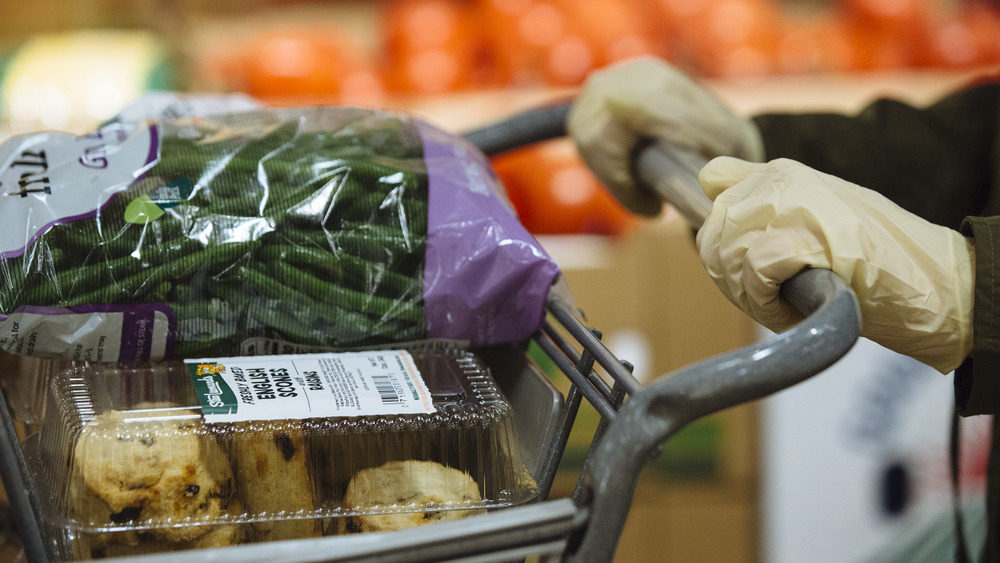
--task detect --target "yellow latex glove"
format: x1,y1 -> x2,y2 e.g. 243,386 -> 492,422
567,56 -> 764,216
696,157 -> 974,374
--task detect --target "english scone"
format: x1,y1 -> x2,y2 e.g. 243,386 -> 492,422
342,460 -> 485,532
68,407 -> 240,556
230,420 -> 320,541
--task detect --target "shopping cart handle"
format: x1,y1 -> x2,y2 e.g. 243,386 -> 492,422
634,142 -> 714,229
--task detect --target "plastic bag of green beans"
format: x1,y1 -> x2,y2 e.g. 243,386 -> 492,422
0,104 -> 562,361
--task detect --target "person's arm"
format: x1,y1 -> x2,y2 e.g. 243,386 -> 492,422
760,81 -> 1000,413
958,215 -> 1000,414
749,84 -> 1000,415
567,57 -> 986,380
753,82 -> 1000,229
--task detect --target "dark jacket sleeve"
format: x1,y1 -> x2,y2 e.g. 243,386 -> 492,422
753,81 -> 1000,414
958,216 -> 1000,415
752,81 -> 1000,230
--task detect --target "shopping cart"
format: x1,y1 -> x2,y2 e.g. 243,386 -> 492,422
0,102 -> 861,563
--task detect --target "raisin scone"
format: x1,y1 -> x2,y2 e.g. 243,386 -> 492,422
342,460 -> 485,533
68,406 -> 241,555
69,477 -> 242,560
229,421 -> 320,542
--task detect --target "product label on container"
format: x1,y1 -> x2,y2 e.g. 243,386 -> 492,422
186,350 -> 435,423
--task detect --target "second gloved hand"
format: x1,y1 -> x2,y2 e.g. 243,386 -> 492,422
696,157 -> 974,374
567,56 -> 764,216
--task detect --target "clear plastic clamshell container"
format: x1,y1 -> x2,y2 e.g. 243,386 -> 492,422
21,346 -> 537,560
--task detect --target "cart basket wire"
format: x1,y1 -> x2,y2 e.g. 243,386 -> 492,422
0,102 -> 860,563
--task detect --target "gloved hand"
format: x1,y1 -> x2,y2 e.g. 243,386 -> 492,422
696,156 -> 974,374
567,56 -> 764,216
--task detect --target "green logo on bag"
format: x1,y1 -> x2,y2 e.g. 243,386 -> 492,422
188,362 -> 239,415
124,176 -> 192,224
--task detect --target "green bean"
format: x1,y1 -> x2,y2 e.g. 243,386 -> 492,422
257,244 -> 417,296
204,280 -> 319,346
22,252 -> 144,304
262,261 -> 423,325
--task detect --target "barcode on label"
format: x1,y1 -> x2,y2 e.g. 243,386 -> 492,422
372,374 -> 402,404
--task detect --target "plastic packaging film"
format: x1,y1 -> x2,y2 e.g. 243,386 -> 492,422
0,105 -> 562,362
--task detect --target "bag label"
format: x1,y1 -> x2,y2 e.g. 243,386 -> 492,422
0,304 -> 175,361
0,122 -> 158,258
186,350 -> 435,423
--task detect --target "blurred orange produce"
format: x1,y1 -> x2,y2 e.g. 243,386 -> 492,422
774,15 -> 856,74
240,27 -> 385,106
476,0 -> 661,87
194,0 -> 1000,103
918,2 -> 1000,68
654,0 -> 785,77
476,0 -> 574,86
491,143 -> 639,236
379,0 -> 492,94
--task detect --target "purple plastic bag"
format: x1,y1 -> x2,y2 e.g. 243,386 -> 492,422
419,121 -> 561,345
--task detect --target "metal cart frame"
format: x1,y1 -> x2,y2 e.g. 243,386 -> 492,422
0,104 -> 861,562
